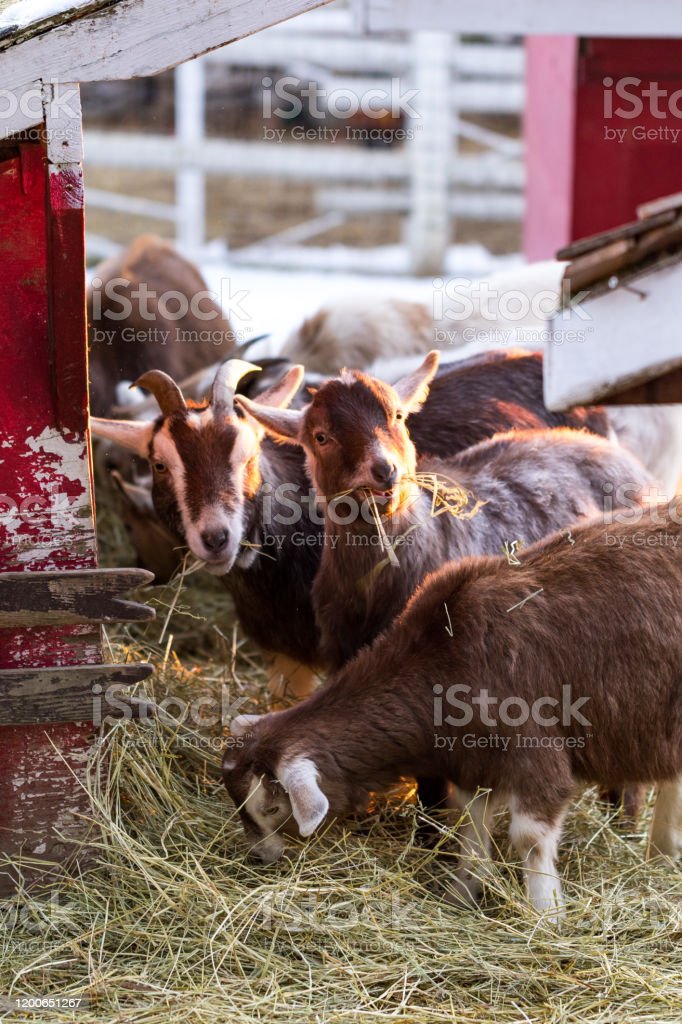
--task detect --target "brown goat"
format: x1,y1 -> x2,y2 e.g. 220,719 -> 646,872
223,499 -> 682,921
236,351 -> 655,673
237,351 -> 653,819
91,350 -> 615,698
88,235 -> 236,417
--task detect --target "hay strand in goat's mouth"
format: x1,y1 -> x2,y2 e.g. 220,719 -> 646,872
359,474 -> 483,589
363,489 -> 401,568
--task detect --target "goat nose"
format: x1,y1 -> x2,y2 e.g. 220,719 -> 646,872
371,460 -> 397,488
201,528 -> 228,553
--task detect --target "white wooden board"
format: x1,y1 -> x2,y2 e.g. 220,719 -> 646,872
361,0 -> 682,37
545,258 -> 682,409
0,0 -> 331,136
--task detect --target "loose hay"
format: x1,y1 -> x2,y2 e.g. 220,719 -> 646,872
3,519 -> 682,1023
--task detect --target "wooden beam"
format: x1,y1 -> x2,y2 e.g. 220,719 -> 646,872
599,366 -> 682,405
364,0 -> 682,37
0,568 -> 155,627
545,254 -> 682,409
556,210 -> 678,261
0,663 -> 154,725
0,0 -> 332,136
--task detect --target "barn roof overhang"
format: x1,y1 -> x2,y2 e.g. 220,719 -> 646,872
545,193 -> 682,407
0,0 -> 331,136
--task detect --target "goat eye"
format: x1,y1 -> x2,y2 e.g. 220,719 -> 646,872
315,432 -> 328,446
265,805 -> 280,816
153,461 -> 167,473
395,411 -> 404,422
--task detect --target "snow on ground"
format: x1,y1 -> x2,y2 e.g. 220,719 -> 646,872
85,237 -> 537,365
198,243 -> 525,358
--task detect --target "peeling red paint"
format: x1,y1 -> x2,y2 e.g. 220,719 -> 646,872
0,133 -> 99,893
49,165 -> 84,212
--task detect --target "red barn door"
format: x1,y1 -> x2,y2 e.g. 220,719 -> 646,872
0,88 -> 101,892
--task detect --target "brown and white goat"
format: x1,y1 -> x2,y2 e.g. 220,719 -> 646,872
92,359 -> 325,699
223,500 -> 682,920
89,235 -> 240,580
91,351 -> 615,699
236,351 -> 654,674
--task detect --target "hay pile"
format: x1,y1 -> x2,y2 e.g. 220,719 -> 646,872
3,540 -> 682,1023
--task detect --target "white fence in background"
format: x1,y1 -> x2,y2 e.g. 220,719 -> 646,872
84,6 -> 525,274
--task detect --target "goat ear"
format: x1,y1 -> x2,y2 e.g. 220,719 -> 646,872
230,713 -> 270,738
110,470 -> 154,513
254,365 -> 305,409
278,756 -> 329,837
392,350 -> 440,413
90,417 -> 154,457
234,395 -> 304,445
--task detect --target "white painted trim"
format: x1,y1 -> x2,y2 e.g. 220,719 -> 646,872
545,258 -> 682,408
43,79 -> 82,163
0,0 -> 332,96
364,0 -> 682,37
0,81 -> 43,138
83,131 -> 522,184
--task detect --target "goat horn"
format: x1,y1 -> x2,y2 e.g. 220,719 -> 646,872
212,359 -> 261,412
232,333 -> 270,358
132,370 -> 187,416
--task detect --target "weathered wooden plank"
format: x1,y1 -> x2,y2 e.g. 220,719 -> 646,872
546,253 -> 682,409
562,238 -> 635,296
0,0 -> 332,136
599,366 -> 682,405
0,118 -> 99,894
562,217 -> 682,299
637,192 -> 682,221
0,568 -> 155,626
556,210 -> 676,261
364,0 -> 682,37
0,663 -> 154,725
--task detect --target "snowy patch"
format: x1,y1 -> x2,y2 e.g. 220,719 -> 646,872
0,0 -> 91,31
192,245 -> 525,358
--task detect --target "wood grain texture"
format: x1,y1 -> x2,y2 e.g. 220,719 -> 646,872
365,0 -> 682,36
546,254 -> 682,409
0,127 -> 99,891
0,663 -> 154,724
0,568 -> 155,626
0,0 -> 331,135
556,210 -> 677,261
